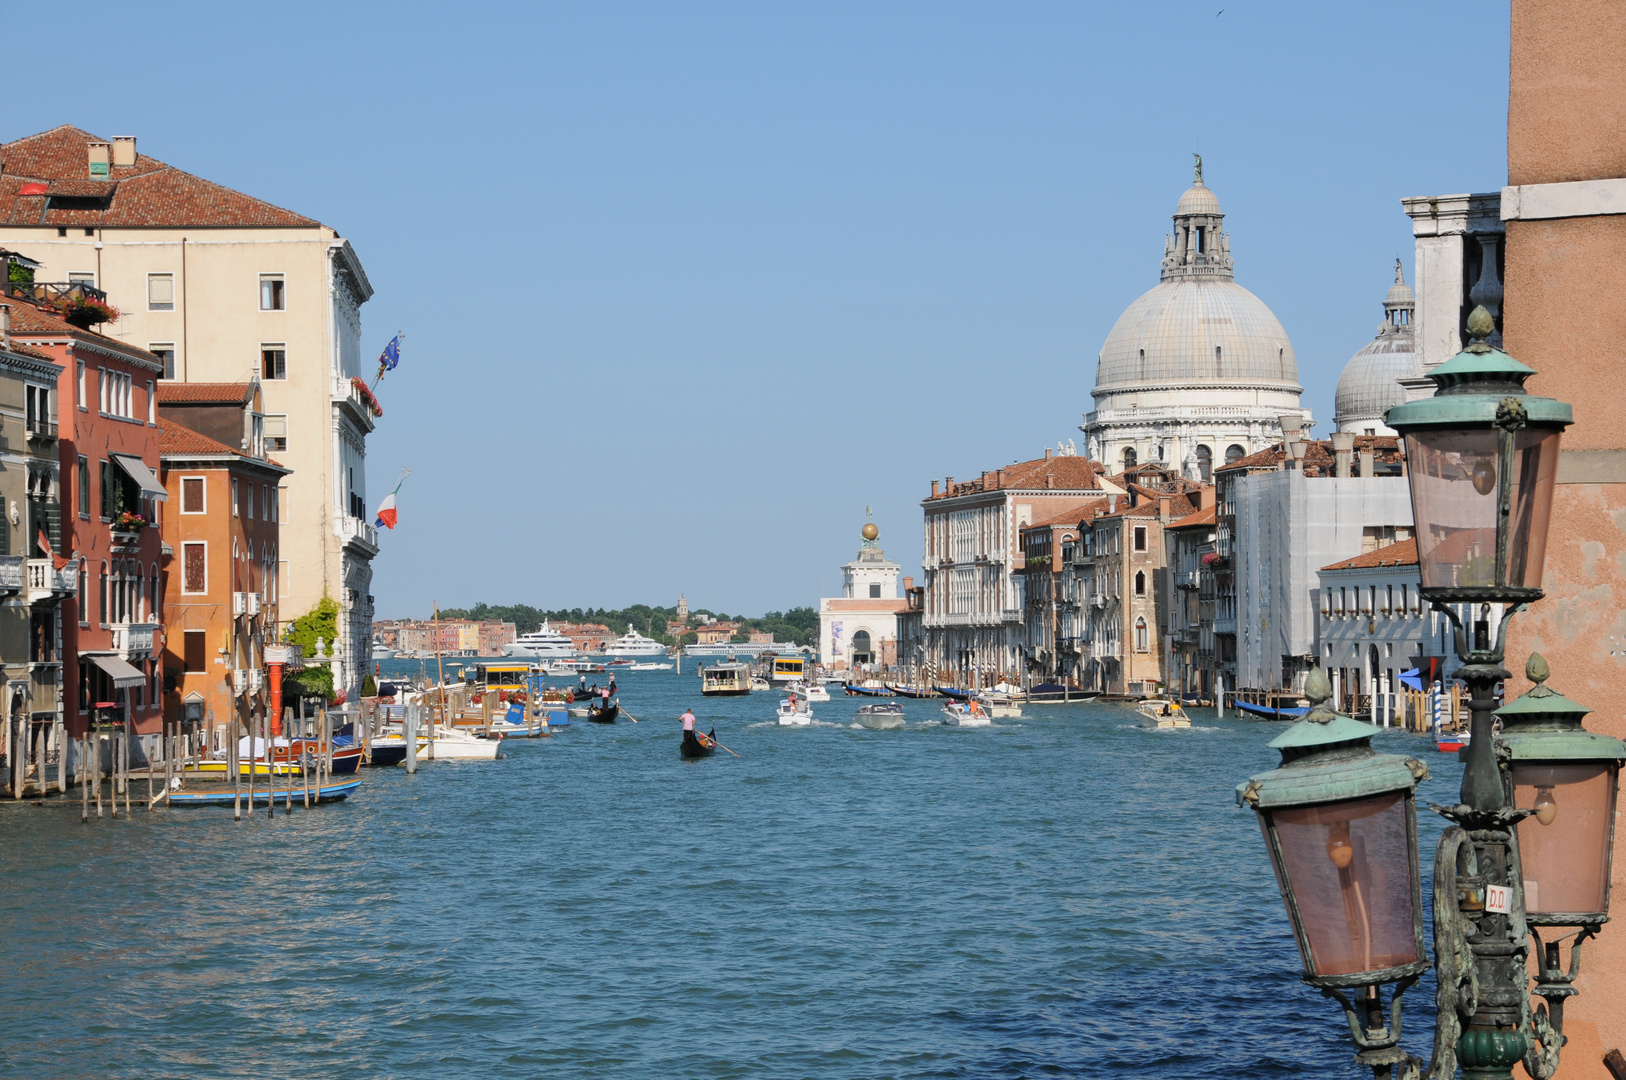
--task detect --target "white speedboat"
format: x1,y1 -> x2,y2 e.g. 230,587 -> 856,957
605,624 -> 666,656
370,637 -> 397,660
941,701 -> 992,727
1136,699 -> 1191,730
750,677 -> 771,692
627,661 -> 672,671
502,621 -> 577,658
856,703 -> 905,730
785,680 -> 830,703
417,726 -> 502,759
777,698 -> 813,726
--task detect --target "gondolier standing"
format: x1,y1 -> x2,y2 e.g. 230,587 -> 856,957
681,708 -> 696,734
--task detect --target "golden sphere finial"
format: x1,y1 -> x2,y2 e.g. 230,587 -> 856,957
861,522 -> 879,542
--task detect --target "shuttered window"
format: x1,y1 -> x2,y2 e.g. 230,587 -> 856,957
148,274 -> 174,311
183,630 -> 207,673
181,477 -> 204,514
182,542 -> 206,594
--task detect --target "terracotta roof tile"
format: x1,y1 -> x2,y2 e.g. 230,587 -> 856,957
157,381 -> 251,404
1024,501 -> 1106,530
1168,504 -> 1217,530
929,455 -> 1104,500
821,598 -> 910,613
157,419 -> 289,473
1321,538 -> 1418,572
0,126 -> 320,229
0,294 -> 161,368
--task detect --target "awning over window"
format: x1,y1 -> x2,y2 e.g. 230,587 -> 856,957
88,653 -> 147,689
111,454 -> 168,502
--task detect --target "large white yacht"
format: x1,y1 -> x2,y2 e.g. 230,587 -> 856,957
501,621 -> 577,658
605,624 -> 666,657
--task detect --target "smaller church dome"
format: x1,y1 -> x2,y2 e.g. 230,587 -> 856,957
1334,261 -> 1416,434
1176,181 -> 1221,217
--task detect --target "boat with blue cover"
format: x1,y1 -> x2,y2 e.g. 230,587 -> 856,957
1232,700 -> 1310,720
166,775 -> 363,807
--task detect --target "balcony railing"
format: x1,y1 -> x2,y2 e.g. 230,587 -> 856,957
339,515 -> 377,550
1,280 -> 108,305
26,557 -> 74,601
26,415 -> 57,440
0,555 -> 23,595
109,622 -> 159,659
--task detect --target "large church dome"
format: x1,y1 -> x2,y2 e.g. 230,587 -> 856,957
1081,159 -> 1309,478
1334,261 -> 1416,435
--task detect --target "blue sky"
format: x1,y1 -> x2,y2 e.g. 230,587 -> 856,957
2,1 -> 1511,618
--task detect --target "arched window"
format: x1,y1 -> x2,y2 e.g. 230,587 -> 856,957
151,562 -> 161,623
77,559 -> 88,626
1122,446 -> 1137,471
1138,348 -> 1146,379
1134,570 -> 1146,596
1134,617 -> 1149,652
1225,444 -> 1246,465
98,561 -> 108,626
1214,344 -> 1222,373
851,629 -> 873,664
1196,445 -> 1213,481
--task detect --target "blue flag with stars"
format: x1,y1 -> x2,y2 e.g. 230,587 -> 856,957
377,333 -> 401,374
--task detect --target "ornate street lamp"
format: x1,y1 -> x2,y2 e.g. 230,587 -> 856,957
1239,309 -> 1626,1080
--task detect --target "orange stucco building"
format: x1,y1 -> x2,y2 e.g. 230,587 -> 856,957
1499,1 -> 1626,1073
155,383 -> 286,750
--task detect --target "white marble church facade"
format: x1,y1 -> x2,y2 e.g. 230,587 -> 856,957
1081,160 -> 1311,481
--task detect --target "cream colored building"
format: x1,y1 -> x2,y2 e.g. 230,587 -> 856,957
0,127 -> 378,698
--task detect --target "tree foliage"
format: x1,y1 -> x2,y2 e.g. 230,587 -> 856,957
434,601 -> 822,647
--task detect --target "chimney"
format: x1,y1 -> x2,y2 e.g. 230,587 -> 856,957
945,476 -> 953,492
1045,447 -> 1053,460
1199,485 -> 1216,509
1046,472 -> 1054,490
930,480 -> 939,498
1359,445 -> 1376,479
1330,431 -> 1355,478
112,136 -> 137,167
903,576 -> 913,592
1107,494 -> 1118,514
1,305 -> 9,351
87,141 -> 111,178
1159,494 -> 1171,521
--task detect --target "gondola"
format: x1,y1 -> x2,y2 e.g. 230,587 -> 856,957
680,727 -> 717,759
844,683 -> 893,697
588,700 -> 620,724
1232,700 -> 1310,720
935,686 -> 973,700
886,684 -> 936,699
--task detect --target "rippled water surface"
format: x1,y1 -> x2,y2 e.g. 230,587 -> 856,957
0,668 -> 1462,1078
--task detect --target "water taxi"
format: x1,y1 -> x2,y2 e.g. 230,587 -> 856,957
470,661 -> 533,692
769,655 -> 807,683
1136,699 -> 1191,729
941,700 -> 992,727
777,696 -> 813,726
701,663 -> 752,696
856,703 -> 905,730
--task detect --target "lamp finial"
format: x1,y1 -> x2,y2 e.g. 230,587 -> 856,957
1465,305 -> 1496,353
1526,652 -> 1550,685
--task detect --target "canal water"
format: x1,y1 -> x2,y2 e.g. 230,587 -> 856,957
0,665 -> 1461,1078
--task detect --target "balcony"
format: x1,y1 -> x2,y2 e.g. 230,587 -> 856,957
3,280 -> 108,305
0,555 -> 23,596
339,515 -> 378,555
1176,570 -> 1200,590
333,376 -> 379,434
26,558 -> 74,602
26,415 -> 57,441
109,622 -> 159,660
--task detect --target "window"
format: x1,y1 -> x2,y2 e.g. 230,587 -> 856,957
183,630 -> 207,674
232,477 -> 239,517
264,414 -> 288,452
98,561 -> 108,625
1401,584 -> 1409,613
1134,617 -> 1149,652
1122,446 -> 1137,471
1134,527 -> 1147,552
150,344 -> 176,380
272,487 -> 281,523
182,542 -> 206,594
261,345 -> 286,381
97,369 -> 133,419
148,273 -> 175,311
1134,570 -> 1146,596
180,477 -> 205,514
259,274 -> 285,311
248,482 -> 256,520
150,562 -> 160,624
1196,445 -> 1212,482
868,583 -> 881,598
76,361 -> 85,409
146,381 -> 155,424
75,457 -> 89,518
99,460 -> 115,519
1225,444 -> 1246,465
77,561 -> 88,626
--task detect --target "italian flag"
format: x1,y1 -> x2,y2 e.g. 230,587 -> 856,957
375,469 -> 411,530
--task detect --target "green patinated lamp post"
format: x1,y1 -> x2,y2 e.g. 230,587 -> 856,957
1240,308 -> 1625,1079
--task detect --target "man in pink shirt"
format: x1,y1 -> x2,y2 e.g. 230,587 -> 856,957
681,708 -> 696,732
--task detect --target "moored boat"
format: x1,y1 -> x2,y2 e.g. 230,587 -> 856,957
886,683 -> 936,699
1232,700 -> 1311,720
845,683 -> 894,697
166,775 -> 363,807
680,727 -> 718,759
935,686 -> 973,700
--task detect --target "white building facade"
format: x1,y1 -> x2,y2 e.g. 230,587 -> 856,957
818,528 -> 905,672
1082,159 -> 1311,481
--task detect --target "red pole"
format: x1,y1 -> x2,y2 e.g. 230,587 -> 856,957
268,662 -> 284,736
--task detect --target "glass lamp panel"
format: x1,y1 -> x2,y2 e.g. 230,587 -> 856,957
1270,792 -> 1419,978
1513,762 -> 1618,917
1404,430 -> 1502,590
1507,429 -> 1562,588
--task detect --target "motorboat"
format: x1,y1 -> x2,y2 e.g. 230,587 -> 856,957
370,637 -> 397,660
855,703 -> 905,730
1436,725 -> 1470,753
605,624 -> 667,656
785,680 -> 830,703
980,698 -> 1023,719
701,662 -> 752,696
628,662 -> 672,671
501,621 -> 577,658
417,726 -> 502,760
1136,699 -> 1192,730
941,701 -> 992,727
750,677 -> 771,692
777,696 -> 813,726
